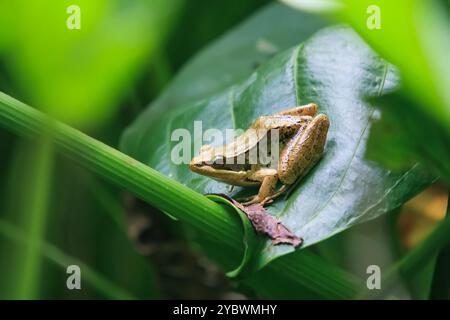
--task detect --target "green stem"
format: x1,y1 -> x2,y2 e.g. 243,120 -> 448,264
0,91 -> 359,299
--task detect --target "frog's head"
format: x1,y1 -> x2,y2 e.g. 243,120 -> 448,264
189,144 -> 222,174
189,145 -> 257,186
190,144 -> 216,167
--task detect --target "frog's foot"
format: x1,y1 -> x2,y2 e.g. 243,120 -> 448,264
241,196 -> 259,206
239,176 -> 289,206
262,184 -> 288,203
240,195 -> 274,206
237,194 -> 258,205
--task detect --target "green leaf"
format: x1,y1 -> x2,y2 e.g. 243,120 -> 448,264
121,18 -> 435,276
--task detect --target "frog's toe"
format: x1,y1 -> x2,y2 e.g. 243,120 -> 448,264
241,196 -> 261,206
241,196 -> 273,206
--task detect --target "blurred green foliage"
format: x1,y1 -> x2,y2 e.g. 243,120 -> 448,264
340,0 -> 450,132
0,0 -> 182,128
0,0 -> 183,299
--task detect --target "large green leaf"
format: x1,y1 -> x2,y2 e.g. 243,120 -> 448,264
121,5 -> 434,275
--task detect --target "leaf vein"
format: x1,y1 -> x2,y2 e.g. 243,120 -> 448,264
228,86 -> 237,129
291,44 -> 302,105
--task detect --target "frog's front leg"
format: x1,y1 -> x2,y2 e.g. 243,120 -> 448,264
241,172 -> 278,206
238,168 -> 285,205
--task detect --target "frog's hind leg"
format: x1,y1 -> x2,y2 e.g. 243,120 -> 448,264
278,114 -> 330,185
276,103 -> 317,117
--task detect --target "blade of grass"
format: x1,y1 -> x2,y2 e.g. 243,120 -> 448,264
12,138 -> 53,299
0,91 -> 360,299
0,219 -> 136,299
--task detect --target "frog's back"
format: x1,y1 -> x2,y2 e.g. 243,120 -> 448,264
212,115 -> 311,158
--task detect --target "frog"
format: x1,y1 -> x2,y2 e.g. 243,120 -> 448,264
189,103 -> 330,206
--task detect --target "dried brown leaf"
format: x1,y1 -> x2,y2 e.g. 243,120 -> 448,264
209,194 -> 303,248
